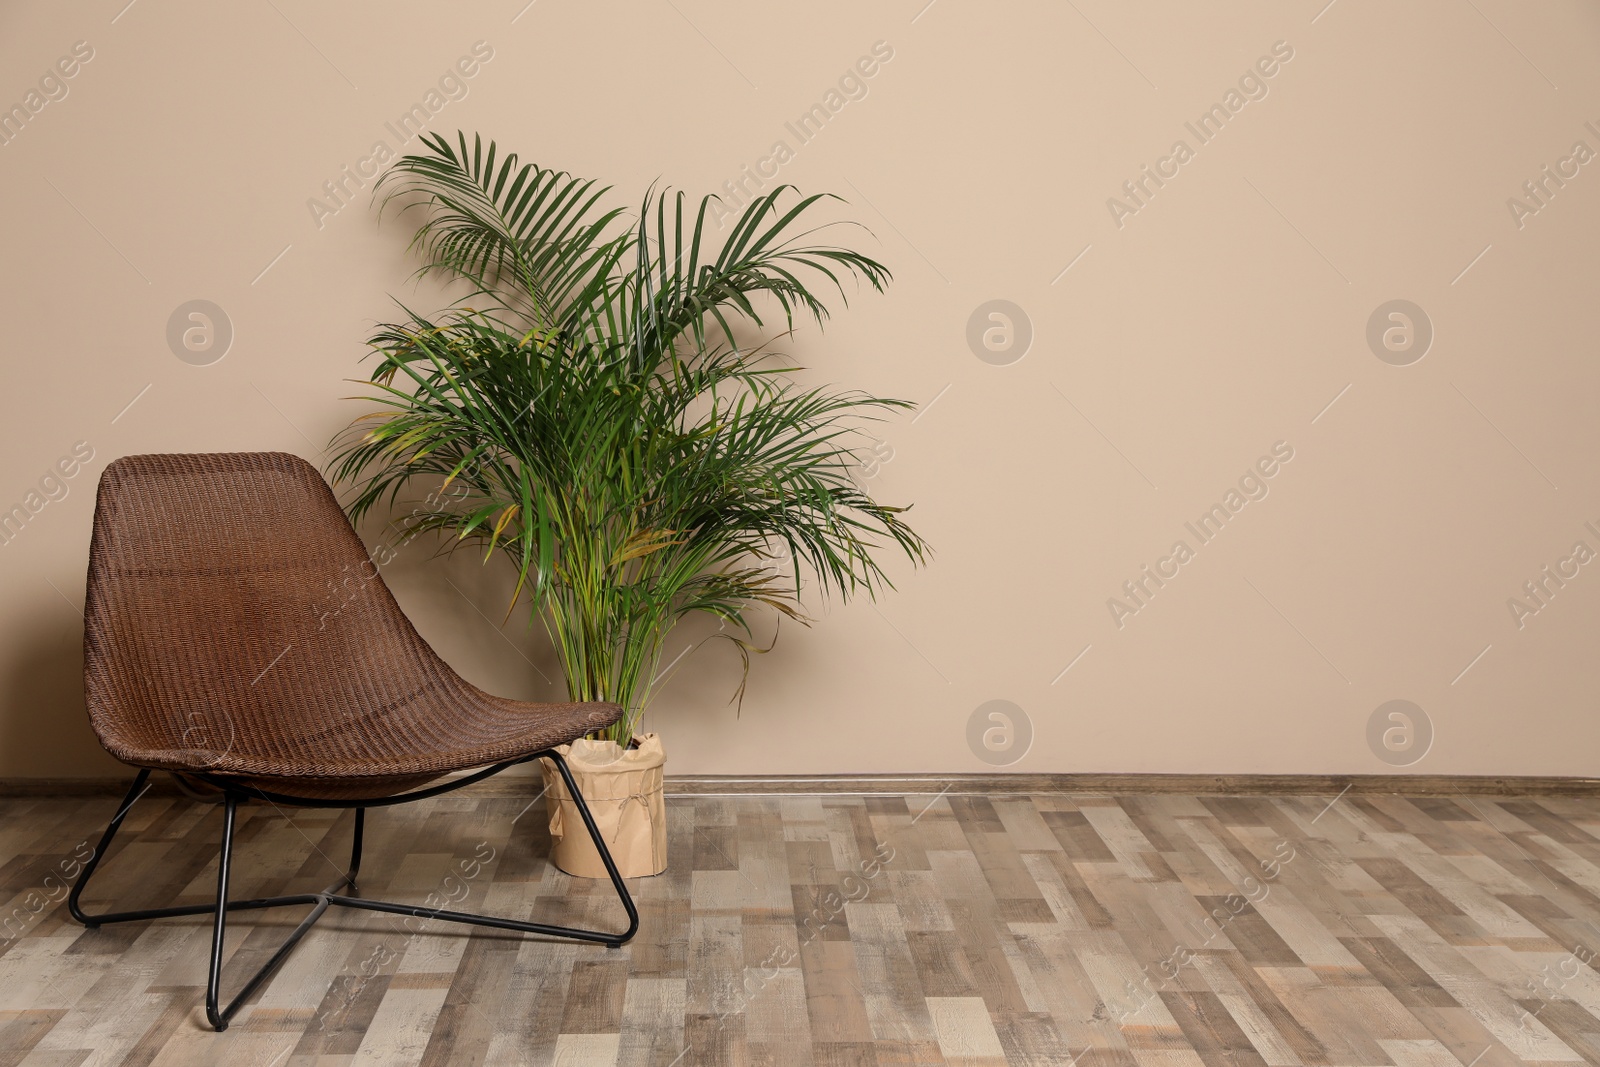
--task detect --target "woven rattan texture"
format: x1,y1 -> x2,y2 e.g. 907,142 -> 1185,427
82,452 -> 619,800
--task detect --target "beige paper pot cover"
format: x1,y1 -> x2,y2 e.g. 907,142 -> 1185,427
538,733 -> 666,878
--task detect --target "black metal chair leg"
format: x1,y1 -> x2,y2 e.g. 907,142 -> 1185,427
328,751 -> 640,946
69,753 -> 640,1032
67,768 -> 151,928
544,750 -> 640,944
204,796 -> 238,1031
71,778 -> 340,927
208,800 -> 367,1031
71,781 -> 362,1032
347,808 -> 364,892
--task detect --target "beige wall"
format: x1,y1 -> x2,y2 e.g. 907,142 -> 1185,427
3,0 -> 1599,779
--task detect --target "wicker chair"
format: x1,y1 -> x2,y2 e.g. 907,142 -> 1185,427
67,452 -> 637,1031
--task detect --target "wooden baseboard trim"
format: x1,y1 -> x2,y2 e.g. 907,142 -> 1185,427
662,773 -> 1600,797
4,772 -> 1600,799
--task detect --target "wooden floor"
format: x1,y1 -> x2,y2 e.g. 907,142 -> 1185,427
1,788 -> 1599,1066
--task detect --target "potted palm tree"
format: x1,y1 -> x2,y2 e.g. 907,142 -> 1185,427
332,132 -> 929,877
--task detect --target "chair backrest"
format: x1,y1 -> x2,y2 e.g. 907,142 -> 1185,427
84,452 -> 451,771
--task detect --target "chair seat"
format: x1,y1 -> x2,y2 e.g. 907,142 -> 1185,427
140,691 -> 622,801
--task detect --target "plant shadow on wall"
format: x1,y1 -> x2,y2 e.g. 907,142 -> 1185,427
331,131 -> 931,756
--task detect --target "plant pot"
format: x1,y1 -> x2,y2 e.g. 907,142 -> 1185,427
537,733 -> 667,878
